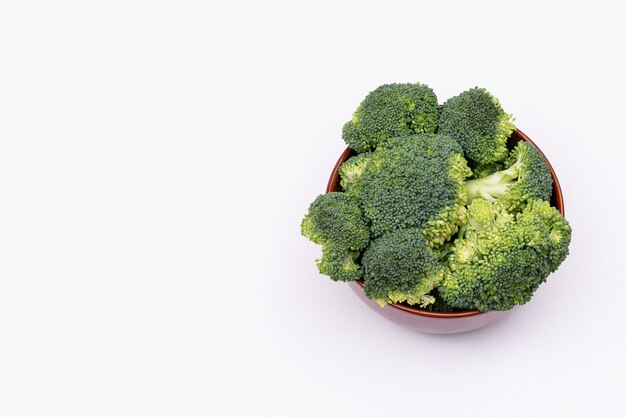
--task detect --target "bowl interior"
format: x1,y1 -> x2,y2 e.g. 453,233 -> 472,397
325,129 -> 565,318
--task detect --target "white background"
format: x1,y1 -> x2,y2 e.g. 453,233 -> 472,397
1,1 -> 624,416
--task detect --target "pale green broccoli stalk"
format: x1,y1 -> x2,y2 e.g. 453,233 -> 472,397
342,83 -> 439,153
438,87 -> 515,165
464,141 -> 553,213
362,229 -> 444,307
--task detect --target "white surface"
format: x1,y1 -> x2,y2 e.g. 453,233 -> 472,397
1,1 -> 624,416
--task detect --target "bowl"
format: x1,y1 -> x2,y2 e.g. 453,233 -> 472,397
326,129 -> 565,334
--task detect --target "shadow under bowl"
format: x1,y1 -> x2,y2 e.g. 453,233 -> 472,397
326,129 -> 565,334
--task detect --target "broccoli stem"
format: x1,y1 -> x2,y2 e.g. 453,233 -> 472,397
457,224 -> 467,240
419,294 -> 435,308
465,162 -> 520,202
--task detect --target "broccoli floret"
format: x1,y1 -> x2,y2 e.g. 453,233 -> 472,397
342,83 -> 439,153
317,245 -> 362,282
515,200 -> 572,272
338,152 -> 372,199
438,198 -> 571,311
301,192 -> 370,281
301,192 -> 369,250
469,160 -> 505,179
457,197 -> 513,242
362,229 -> 444,307
464,141 -> 553,212
424,288 -> 460,313
359,134 -> 472,245
438,87 -> 515,165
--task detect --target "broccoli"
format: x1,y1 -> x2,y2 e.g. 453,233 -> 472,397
469,160 -> 505,179
438,87 -> 515,165
359,134 -> 472,245
316,244 -> 362,282
338,152 -> 372,199
515,200 -> 571,272
424,288 -> 460,313
301,192 -> 370,281
302,82 -> 571,314
464,141 -> 553,212
342,83 -> 439,153
362,228 -> 444,307
438,198 -> 571,311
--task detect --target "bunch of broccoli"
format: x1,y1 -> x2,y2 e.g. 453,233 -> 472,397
302,83 -> 571,312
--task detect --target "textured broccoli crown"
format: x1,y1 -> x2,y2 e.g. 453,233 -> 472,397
515,200 -> 572,271
459,197 -> 513,239
342,83 -> 439,153
421,152 -> 472,246
359,134 -> 471,244
438,87 -> 515,165
438,198 -> 571,311
317,245 -> 363,282
464,141 -> 553,212
362,228 -> 444,307
338,152 -> 372,198
443,247 -> 553,311
301,192 -> 370,281
301,192 -> 369,250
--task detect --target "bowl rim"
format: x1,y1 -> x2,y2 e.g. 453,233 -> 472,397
325,129 -> 565,319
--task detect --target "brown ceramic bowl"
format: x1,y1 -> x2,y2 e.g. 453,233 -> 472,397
326,129 -> 565,334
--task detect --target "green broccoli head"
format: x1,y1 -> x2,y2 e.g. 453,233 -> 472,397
359,134 -> 472,245
342,83 -> 439,153
338,152 -> 372,199
515,200 -> 572,272
458,197 -> 513,241
316,245 -> 362,282
438,198 -> 571,311
464,141 -> 553,212
362,228 -> 444,307
301,192 -> 370,281
438,87 -> 515,165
